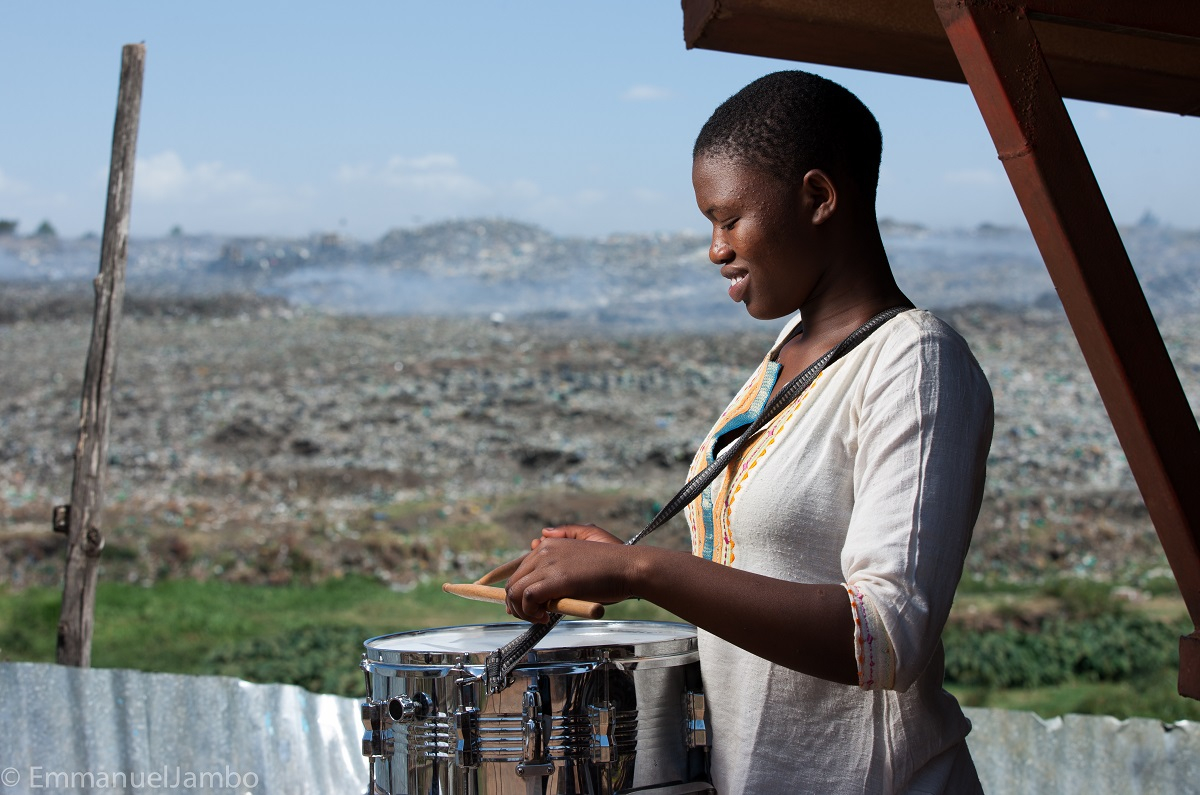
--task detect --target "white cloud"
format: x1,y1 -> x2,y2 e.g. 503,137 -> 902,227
395,154 -> 457,171
338,153 -> 490,200
329,155 -> 572,235
136,151 -> 256,202
126,151 -> 321,236
0,167 -> 28,195
574,189 -> 607,205
621,84 -> 671,102
942,168 -> 1003,187
329,155 -> 678,237
508,179 -> 541,201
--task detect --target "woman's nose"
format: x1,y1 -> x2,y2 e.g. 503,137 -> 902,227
709,236 -> 733,265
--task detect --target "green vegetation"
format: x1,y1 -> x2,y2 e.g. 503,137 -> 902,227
0,576 -> 676,697
942,574 -> 1200,721
944,613 -> 1181,688
2,574 -> 1196,722
950,678 -> 1200,723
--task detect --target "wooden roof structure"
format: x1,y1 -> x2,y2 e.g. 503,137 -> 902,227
682,0 -> 1200,698
684,1 -> 1200,115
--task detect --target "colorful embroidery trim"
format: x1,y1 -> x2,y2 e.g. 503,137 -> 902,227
846,583 -> 896,691
686,357 -> 823,567
693,360 -> 780,563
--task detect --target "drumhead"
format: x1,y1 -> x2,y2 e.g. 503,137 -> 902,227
364,620 -> 697,667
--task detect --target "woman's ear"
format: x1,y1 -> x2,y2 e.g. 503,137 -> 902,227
801,169 -> 838,225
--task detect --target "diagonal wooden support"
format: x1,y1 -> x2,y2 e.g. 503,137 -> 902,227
934,0 -> 1200,699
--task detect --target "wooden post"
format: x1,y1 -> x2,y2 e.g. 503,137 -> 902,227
56,43 -> 146,667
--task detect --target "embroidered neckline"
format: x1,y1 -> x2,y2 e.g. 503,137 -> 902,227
698,358 -> 780,561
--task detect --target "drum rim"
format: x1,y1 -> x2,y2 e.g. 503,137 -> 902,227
363,619 -> 698,667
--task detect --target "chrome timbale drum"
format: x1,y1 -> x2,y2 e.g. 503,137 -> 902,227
360,620 -> 711,795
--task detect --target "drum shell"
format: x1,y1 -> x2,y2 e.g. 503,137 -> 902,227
362,620 -> 707,795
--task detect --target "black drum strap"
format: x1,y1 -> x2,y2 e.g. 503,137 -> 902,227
484,305 -> 912,693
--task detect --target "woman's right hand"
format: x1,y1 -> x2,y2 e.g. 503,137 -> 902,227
531,523 -> 623,549
507,527 -> 635,622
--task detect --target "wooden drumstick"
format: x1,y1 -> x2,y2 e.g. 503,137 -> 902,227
473,556 -> 525,586
442,583 -> 605,620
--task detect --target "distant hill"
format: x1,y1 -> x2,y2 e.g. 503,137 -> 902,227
2,218 -> 1197,326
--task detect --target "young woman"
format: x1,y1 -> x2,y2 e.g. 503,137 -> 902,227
504,71 -> 993,795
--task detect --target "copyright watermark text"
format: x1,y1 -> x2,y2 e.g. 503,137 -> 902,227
1,765 -> 258,790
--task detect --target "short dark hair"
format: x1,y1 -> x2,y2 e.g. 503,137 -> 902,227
693,70 -> 883,199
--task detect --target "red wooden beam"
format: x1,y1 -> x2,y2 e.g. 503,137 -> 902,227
933,0 -> 1200,699
1027,0 -> 1200,43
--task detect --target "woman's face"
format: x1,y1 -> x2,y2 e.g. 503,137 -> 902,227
692,154 -> 822,320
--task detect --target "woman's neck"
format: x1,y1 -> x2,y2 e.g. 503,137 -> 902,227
798,227 -> 909,344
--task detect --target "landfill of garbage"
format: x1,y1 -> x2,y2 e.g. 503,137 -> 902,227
1,219 -> 1196,591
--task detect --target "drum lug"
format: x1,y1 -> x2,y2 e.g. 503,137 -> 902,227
453,666 -> 483,769
454,707 -> 481,769
359,691 -> 432,760
591,649 -> 617,765
360,700 -> 383,733
359,653 -> 388,795
359,700 -> 396,760
589,701 -> 616,763
683,691 -> 710,750
360,728 -> 394,759
516,685 -> 555,778
360,692 -> 395,760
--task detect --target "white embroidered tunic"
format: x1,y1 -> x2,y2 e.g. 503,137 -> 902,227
684,310 -> 993,794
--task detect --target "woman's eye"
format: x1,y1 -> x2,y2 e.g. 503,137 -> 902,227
721,218 -> 738,231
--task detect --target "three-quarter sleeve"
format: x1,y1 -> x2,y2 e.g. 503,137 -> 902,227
841,325 -> 993,691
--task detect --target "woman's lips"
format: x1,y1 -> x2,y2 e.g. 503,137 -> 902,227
727,273 -> 748,302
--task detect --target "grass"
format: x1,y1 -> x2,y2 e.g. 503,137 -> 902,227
3,575 -> 1197,722
950,678 -> 1200,723
0,576 -> 678,695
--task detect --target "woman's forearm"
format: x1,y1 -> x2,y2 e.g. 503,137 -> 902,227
505,535 -> 859,687
628,545 -> 859,686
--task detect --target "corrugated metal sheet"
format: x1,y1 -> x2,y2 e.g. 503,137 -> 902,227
963,707 -> 1200,794
2,662 -> 1199,793
0,662 -> 365,794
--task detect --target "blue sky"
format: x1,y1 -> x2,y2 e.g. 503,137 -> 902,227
2,2 -> 1196,239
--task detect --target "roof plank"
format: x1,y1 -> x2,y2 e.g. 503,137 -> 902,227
682,0 -> 1200,116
